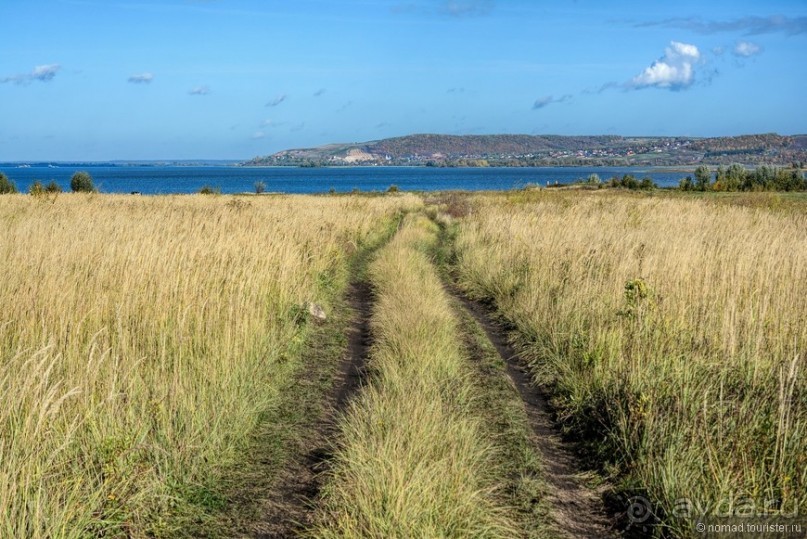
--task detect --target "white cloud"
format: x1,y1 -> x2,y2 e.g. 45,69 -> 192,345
128,72 -> 154,84
630,41 -> 701,90
251,131 -> 267,140
733,41 -> 762,57
1,64 -> 61,84
189,85 -> 210,95
31,64 -> 61,82
266,94 -> 287,107
532,94 -> 572,110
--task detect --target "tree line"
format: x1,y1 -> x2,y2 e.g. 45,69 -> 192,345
679,164 -> 806,192
0,171 -> 96,194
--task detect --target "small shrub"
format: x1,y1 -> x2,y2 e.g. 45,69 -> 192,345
0,172 -> 18,194
387,184 -> 399,193
254,181 -> 266,194
45,181 -> 62,193
29,180 -> 45,196
620,174 -> 639,190
70,171 -> 96,193
639,177 -> 655,190
199,185 -> 220,195
679,176 -> 693,191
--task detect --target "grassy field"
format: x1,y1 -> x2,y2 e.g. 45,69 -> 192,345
0,193 -> 418,537
452,190 -> 806,535
2,188 -> 804,538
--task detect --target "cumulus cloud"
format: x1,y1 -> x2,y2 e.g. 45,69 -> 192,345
629,41 -> 700,90
266,94 -> 287,107
636,15 -> 807,36
1,64 -> 61,84
189,85 -> 210,95
128,72 -> 154,84
532,94 -> 572,109
733,41 -> 762,57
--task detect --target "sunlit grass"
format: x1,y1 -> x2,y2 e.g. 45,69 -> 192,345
311,214 -> 518,538
454,190 -> 806,536
0,193 -> 419,537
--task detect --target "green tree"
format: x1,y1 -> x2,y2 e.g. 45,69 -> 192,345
620,174 -> 639,189
70,171 -> 96,192
639,177 -> 655,190
679,176 -> 693,191
0,172 -> 18,194
724,163 -> 746,191
694,165 -> 711,191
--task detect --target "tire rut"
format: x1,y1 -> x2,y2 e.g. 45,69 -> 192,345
249,277 -> 374,538
445,284 -> 619,539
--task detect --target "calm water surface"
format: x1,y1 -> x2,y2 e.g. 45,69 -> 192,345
2,166 -> 691,194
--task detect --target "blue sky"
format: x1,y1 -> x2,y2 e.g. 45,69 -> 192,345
1,0 -> 806,160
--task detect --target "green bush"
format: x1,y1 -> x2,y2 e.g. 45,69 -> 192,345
29,181 -> 45,196
46,180 -> 62,193
0,172 -> 18,194
199,185 -> 220,195
639,177 -> 655,190
254,181 -> 266,194
679,176 -> 693,191
70,171 -> 96,193
387,184 -> 400,193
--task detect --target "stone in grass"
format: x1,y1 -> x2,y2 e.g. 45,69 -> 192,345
307,302 -> 327,323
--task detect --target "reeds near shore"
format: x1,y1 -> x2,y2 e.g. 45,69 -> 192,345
0,193 -> 418,537
455,191 -> 807,536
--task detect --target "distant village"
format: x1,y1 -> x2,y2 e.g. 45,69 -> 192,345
245,134 -> 807,168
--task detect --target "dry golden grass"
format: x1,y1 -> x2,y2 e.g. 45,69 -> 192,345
311,214 -> 518,538
455,191 -> 806,536
0,193 -> 419,538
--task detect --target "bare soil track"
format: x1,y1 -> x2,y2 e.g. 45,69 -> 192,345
447,286 -> 619,539
239,277 -> 374,539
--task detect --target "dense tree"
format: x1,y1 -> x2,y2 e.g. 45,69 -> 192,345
0,172 -> 18,194
694,165 -> 711,191
70,171 -> 96,192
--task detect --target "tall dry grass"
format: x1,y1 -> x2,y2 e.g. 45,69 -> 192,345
455,191 -> 806,536
0,193 -> 418,537
311,214 -> 517,538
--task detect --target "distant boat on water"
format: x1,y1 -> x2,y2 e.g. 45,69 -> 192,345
18,164 -> 31,168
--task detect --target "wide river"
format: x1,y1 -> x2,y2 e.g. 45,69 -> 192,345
3,165 -> 691,194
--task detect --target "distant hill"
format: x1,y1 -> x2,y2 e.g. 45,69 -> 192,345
243,133 -> 807,167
